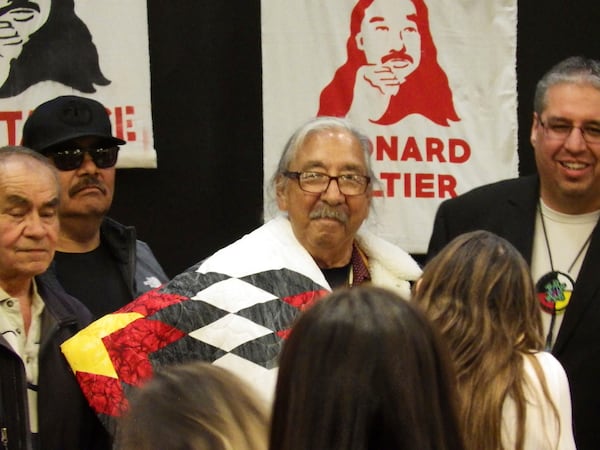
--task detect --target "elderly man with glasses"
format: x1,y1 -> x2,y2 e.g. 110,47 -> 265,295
427,56 -> 600,450
21,95 -> 168,319
60,116 -> 421,436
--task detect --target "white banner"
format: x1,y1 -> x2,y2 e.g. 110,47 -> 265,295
0,0 -> 156,168
262,0 -> 518,253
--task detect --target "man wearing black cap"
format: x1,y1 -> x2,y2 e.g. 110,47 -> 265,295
22,95 -> 168,318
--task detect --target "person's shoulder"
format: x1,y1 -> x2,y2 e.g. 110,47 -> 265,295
101,217 -> 159,257
100,216 -> 137,252
101,216 -> 134,235
35,271 -> 94,326
527,351 -> 569,386
531,351 -> 565,370
356,230 -> 422,299
196,216 -> 319,280
134,239 -> 169,284
204,217 -> 289,260
455,175 -> 533,199
134,238 -> 160,259
440,175 -> 537,208
355,230 -> 421,275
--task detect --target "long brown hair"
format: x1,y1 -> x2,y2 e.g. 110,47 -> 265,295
413,230 -> 559,450
270,285 -> 465,450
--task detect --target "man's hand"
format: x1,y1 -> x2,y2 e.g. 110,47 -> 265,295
348,64 -> 402,122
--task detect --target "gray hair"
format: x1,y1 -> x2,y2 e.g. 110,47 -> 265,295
0,145 -> 60,191
270,116 -> 375,189
534,56 -> 600,115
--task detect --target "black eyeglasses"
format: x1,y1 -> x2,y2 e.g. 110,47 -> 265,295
538,118 -> 600,145
46,147 -> 120,171
283,171 -> 371,196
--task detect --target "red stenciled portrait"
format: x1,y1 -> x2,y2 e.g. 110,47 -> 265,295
318,0 -> 459,127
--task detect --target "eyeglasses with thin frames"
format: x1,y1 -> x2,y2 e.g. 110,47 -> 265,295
283,171 -> 371,196
538,118 -> 600,145
45,147 -> 120,171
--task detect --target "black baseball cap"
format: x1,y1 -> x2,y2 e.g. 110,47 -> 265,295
22,95 -> 126,153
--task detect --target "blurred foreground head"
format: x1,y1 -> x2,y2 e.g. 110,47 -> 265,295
270,285 -> 465,450
116,362 -> 269,450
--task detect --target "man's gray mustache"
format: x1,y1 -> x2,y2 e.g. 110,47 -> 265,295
309,207 -> 348,223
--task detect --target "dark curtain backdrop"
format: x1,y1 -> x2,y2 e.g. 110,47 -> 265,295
109,1 -> 600,277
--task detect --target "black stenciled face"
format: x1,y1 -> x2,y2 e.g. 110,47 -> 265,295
0,0 -> 51,83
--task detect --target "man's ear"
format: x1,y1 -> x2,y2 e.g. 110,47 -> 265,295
275,175 -> 289,211
530,112 -> 539,148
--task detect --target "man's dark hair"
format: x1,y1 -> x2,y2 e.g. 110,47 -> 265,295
271,286 -> 466,450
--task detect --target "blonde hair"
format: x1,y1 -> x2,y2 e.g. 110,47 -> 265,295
116,362 -> 268,450
413,230 -> 559,450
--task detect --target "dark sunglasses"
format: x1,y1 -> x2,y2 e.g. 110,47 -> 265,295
46,147 -> 120,171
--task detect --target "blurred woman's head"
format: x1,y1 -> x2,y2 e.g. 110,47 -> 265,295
412,230 -> 549,450
270,285 -> 465,450
414,230 -> 544,362
117,362 -> 269,450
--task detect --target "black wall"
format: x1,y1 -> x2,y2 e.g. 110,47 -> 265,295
110,1 -> 600,278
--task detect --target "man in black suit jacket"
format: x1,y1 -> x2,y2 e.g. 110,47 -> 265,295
427,56 -> 600,450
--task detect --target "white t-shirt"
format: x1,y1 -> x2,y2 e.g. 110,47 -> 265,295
501,352 -> 576,449
531,200 -> 600,349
